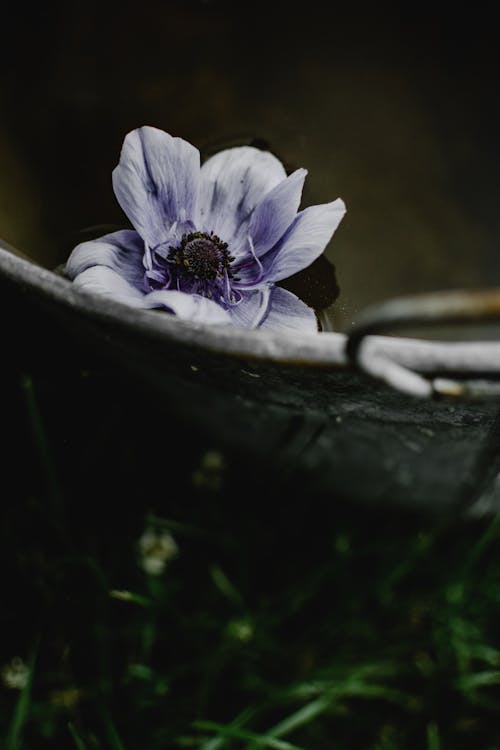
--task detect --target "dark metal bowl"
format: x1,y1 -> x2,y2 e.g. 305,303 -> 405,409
2,5 -> 500,517
2,238 -> 500,518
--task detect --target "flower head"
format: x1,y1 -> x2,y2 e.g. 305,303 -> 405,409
66,127 -> 345,332
138,525 -> 179,576
1,657 -> 29,690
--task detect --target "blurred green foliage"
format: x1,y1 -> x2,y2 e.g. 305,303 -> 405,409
2,357 -> 500,749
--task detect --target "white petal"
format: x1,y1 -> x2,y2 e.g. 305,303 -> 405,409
73,265 -> 146,305
248,168 -> 307,256
260,286 -> 318,333
263,198 -> 346,283
73,266 -> 232,325
112,126 -> 200,249
227,288 -> 271,329
197,146 -> 287,247
143,289 -> 232,324
65,230 -> 144,289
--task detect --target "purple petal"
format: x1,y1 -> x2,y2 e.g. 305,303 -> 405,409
142,290 -> 232,324
65,230 -> 145,290
248,168 -> 307,256
72,265 -> 232,325
72,265 -> 146,305
259,286 -> 318,333
261,198 -> 346,284
197,146 -> 287,250
227,288 -> 272,329
112,126 -> 200,249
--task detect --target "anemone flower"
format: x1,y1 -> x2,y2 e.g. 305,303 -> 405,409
66,126 -> 345,332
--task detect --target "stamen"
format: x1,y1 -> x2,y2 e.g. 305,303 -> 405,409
166,231 -> 235,300
143,242 -> 153,271
245,235 -> 264,284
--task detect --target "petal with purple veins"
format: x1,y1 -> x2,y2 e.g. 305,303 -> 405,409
248,168 -> 307,257
142,289 -> 232,324
112,126 -> 201,249
72,265 -> 147,306
65,229 -> 145,291
197,146 -> 287,250
260,198 -> 346,284
72,264 -> 231,325
259,286 -> 318,333
227,287 -> 272,329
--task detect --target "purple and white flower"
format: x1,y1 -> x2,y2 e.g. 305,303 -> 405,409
66,126 -> 345,332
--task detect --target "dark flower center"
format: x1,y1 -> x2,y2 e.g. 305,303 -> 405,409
168,232 -> 234,281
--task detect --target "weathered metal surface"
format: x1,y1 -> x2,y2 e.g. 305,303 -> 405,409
347,289 -> 500,397
2,240 -> 500,518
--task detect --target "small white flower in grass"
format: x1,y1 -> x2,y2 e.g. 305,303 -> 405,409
1,657 -> 29,690
226,617 -> 254,643
192,449 -> 226,491
138,526 -> 179,576
49,686 -> 83,708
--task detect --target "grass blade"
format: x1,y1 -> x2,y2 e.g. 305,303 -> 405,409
68,722 -> 88,750
4,647 -> 37,750
194,720 -> 305,750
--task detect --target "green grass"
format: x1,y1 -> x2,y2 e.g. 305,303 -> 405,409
2,368 -> 500,749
